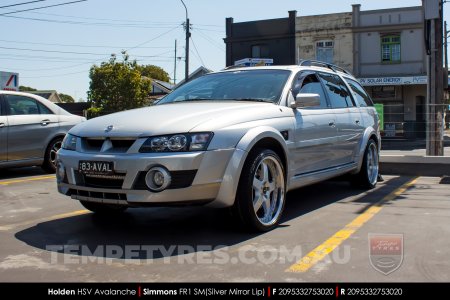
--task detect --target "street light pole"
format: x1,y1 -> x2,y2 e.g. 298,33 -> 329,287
181,0 -> 190,83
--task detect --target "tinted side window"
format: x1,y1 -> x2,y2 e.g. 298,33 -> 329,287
37,101 -> 54,114
292,73 -> 329,109
5,95 -> 39,115
346,79 -> 374,107
318,73 -> 354,108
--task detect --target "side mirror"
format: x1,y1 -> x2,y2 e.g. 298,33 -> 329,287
290,93 -> 321,108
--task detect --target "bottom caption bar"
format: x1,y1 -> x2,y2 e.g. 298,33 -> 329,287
0,283 -> 447,298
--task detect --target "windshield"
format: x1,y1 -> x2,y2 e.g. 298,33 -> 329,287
158,69 -> 291,104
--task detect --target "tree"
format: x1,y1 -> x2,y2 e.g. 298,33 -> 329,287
59,93 -> 75,103
139,65 -> 170,82
87,52 -> 152,116
19,85 -> 37,92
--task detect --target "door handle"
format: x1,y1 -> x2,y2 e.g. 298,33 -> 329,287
41,119 -> 50,126
329,121 -> 336,127
0,123 -> 5,128
355,119 -> 360,124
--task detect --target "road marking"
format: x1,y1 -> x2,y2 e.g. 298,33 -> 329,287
0,175 -> 56,186
286,177 -> 419,273
0,210 -> 89,231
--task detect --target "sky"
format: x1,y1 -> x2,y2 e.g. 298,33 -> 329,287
0,0 -> 435,100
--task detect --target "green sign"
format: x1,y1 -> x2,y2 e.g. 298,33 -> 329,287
374,103 -> 384,131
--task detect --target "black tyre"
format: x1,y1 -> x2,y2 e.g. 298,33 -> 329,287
42,137 -> 63,173
80,201 -> 128,214
233,148 -> 286,232
351,139 -> 379,189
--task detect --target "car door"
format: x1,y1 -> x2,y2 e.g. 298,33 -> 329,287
4,94 -> 59,161
291,72 -> 339,175
317,72 -> 363,166
0,96 -> 7,162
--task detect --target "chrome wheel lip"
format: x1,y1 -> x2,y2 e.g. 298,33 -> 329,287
366,143 -> 379,186
252,156 -> 285,227
49,140 -> 62,168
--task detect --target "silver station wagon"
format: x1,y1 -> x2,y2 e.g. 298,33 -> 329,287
57,61 -> 380,231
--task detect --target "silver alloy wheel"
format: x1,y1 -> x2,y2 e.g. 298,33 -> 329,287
252,156 -> 285,226
49,140 -> 62,169
366,142 -> 379,186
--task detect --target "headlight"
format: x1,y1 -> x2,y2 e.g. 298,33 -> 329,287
62,134 -> 77,151
139,132 -> 213,153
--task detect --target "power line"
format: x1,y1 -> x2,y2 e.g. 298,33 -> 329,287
0,46 -> 174,57
0,0 -> 46,9
1,14 -> 182,29
0,0 -> 87,16
195,28 -> 225,52
0,39 -> 172,49
190,37 -> 205,67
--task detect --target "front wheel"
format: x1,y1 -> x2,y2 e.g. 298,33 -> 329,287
233,148 -> 286,232
351,139 -> 379,189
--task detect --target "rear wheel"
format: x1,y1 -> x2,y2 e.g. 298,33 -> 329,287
42,137 -> 63,173
351,139 -> 379,189
233,148 -> 286,232
80,201 -> 128,214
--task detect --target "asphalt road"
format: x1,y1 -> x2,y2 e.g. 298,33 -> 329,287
0,167 -> 449,282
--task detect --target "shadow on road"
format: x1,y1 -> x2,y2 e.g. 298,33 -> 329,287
14,176 -> 412,260
0,167 -> 47,180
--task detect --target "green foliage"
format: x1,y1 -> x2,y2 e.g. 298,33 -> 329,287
59,93 -> 75,103
19,85 -> 37,92
86,107 -> 103,119
88,52 -> 152,115
139,65 -> 170,82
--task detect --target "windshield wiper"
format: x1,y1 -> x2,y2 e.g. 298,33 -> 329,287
233,98 -> 274,103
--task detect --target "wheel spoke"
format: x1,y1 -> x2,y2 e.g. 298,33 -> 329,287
253,193 -> 264,213
268,180 -> 277,193
253,177 -> 263,191
261,162 -> 269,182
262,196 -> 271,221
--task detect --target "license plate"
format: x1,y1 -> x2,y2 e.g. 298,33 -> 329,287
79,161 -> 114,175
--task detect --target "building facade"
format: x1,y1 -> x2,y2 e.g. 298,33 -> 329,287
353,5 -> 426,139
224,11 -> 297,67
295,12 -> 354,73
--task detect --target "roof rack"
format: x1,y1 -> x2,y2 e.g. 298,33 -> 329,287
298,60 -> 351,75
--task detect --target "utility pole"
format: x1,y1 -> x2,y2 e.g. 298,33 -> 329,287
425,0 -> 444,156
181,0 -> 190,83
174,39 -> 177,85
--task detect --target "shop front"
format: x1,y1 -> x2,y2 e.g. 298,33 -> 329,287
359,76 -> 427,139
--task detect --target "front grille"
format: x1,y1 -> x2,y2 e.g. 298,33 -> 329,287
133,170 -> 197,190
82,138 -> 136,153
68,189 -> 127,201
74,171 -> 126,189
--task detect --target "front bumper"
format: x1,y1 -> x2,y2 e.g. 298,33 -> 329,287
57,148 -> 235,206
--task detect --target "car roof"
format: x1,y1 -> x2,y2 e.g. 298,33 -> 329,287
218,65 -> 357,80
0,90 -> 71,115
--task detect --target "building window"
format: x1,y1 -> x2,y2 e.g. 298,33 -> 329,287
251,45 -> 269,58
381,35 -> 401,62
316,40 -> 334,64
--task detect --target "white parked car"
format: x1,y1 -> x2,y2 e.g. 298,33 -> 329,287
56,61 -> 380,231
0,91 -> 85,173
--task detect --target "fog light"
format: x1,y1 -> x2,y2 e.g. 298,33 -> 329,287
56,161 -> 66,182
145,166 -> 171,192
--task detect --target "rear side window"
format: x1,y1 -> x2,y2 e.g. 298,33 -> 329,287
346,78 -> 374,107
318,73 -> 354,108
37,101 -> 54,114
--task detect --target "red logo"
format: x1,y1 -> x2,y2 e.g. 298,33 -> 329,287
369,233 -> 403,275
